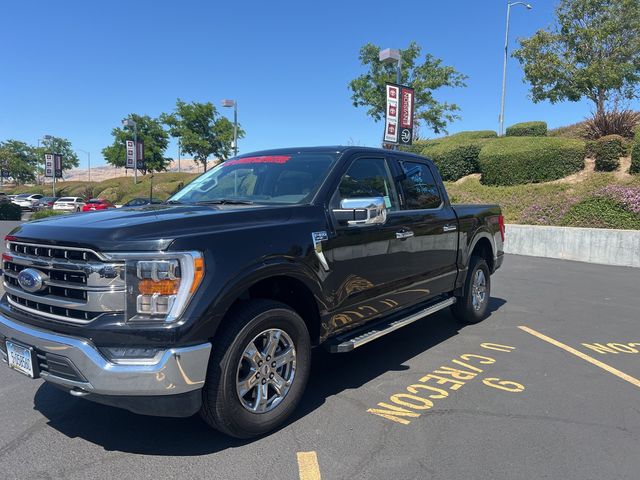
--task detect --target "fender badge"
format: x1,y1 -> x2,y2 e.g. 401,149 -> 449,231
311,231 -> 329,271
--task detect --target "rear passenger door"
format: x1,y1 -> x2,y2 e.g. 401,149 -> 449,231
390,157 -> 459,298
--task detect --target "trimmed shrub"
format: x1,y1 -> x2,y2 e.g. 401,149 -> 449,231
505,121 -> 547,137
478,137 -> 585,186
422,142 -> 483,181
561,197 -> 640,230
631,128 -> 640,175
31,210 -> 68,220
594,134 -> 624,172
0,202 -> 22,220
447,130 -> 498,140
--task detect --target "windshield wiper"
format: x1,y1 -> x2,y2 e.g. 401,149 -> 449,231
196,199 -> 255,205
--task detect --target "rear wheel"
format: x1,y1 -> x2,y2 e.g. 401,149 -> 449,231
451,255 -> 491,324
200,299 -> 311,438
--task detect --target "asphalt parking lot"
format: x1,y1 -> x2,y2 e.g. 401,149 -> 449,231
0,237 -> 638,478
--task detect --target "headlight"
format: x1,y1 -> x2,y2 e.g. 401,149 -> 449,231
105,251 -> 204,323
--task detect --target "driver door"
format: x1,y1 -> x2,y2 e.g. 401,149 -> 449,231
321,155 -> 418,336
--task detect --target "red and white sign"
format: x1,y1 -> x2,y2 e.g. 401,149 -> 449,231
125,140 -> 135,169
398,86 -> 415,145
400,87 -> 414,129
384,84 -> 400,144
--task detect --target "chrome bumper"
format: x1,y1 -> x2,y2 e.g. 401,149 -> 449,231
0,314 -> 211,396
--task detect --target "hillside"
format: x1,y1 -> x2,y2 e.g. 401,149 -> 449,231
63,159 -> 205,182
6,171 -> 199,204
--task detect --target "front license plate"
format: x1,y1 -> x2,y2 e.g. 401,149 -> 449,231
6,341 -> 36,378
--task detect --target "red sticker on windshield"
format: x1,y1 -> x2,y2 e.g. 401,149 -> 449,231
226,155 -> 291,166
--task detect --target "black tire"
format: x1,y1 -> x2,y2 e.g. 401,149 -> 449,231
451,255 -> 491,324
200,299 -> 311,438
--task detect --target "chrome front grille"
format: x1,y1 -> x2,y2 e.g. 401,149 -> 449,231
3,241 -> 125,324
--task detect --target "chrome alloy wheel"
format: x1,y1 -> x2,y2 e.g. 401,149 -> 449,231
471,269 -> 487,311
236,328 -> 297,413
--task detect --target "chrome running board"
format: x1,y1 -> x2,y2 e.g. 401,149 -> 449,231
325,296 -> 456,353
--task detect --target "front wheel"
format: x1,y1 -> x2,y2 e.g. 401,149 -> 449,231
451,255 -> 491,324
200,299 -> 311,438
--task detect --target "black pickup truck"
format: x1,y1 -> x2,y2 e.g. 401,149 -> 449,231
0,147 -> 504,438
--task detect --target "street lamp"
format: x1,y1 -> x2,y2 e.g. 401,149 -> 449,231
122,118 -> 138,184
77,149 -> 91,183
499,1 -> 533,136
222,99 -> 238,157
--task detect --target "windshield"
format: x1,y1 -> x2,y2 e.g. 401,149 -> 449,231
170,152 -> 338,205
58,197 -> 75,202
16,194 -> 30,198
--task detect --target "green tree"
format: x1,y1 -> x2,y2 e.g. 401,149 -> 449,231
348,41 -> 467,135
102,114 -> 171,173
35,136 -> 80,174
161,99 -> 245,171
0,140 -> 39,184
513,0 -> 640,116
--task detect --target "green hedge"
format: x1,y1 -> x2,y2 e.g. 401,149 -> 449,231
478,137 -> 585,186
420,133 -> 497,181
0,202 -> 22,220
506,121 -> 547,137
447,130 -> 498,140
562,197 -> 640,230
594,134 -> 625,172
631,128 -> 640,175
422,142 -> 483,181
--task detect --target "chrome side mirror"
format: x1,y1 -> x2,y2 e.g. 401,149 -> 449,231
333,197 -> 387,227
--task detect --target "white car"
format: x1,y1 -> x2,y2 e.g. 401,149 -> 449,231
53,196 -> 86,212
12,193 -> 44,210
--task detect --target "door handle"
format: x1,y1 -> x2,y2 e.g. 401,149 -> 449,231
395,229 -> 414,240
443,224 -> 457,232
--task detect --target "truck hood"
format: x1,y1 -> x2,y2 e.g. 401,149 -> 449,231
9,203 -> 295,251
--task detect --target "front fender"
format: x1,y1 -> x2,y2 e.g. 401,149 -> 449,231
196,257 -> 327,342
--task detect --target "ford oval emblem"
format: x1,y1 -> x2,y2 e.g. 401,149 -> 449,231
17,268 -> 48,293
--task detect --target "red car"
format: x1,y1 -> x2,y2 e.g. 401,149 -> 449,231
81,198 -> 116,212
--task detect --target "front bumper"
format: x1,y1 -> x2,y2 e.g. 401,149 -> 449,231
0,313 -> 211,398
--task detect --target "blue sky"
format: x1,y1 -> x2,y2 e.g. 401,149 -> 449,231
1,0 -> 637,169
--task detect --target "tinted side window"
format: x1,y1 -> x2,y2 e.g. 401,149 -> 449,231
334,158 -> 399,210
399,161 -> 442,210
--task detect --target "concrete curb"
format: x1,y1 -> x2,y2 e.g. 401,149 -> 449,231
505,224 -> 640,268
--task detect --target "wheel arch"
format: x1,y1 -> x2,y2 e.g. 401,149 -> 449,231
206,262 -> 325,346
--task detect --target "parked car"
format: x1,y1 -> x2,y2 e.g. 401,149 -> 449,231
12,193 -> 44,210
122,197 -> 163,207
33,197 -> 59,211
52,196 -> 85,212
82,198 -> 116,212
0,146 -> 504,439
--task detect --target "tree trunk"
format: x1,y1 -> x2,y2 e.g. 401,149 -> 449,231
596,89 -> 606,117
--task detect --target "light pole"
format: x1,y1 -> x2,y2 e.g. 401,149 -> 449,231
222,99 -> 238,157
177,139 -> 181,173
379,48 -> 402,149
499,1 -> 532,136
77,149 -> 91,183
122,118 -> 138,184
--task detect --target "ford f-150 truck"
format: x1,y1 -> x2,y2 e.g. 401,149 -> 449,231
0,147 -> 504,438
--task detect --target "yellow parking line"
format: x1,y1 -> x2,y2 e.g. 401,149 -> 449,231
519,325 -> 640,389
297,451 -> 321,480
